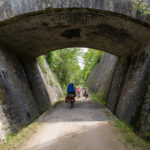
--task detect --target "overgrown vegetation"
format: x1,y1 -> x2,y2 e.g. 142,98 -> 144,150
0,121 -> 41,150
133,0 -> 150,15
45,48 -> 104,91
89,90 -> 107,106
37,55 -> 47,74
37,55 -> 59,86
103,110 -> 150,150
82,49 -> 105,80
51,96 -> 66,107
46,48 -> 83,91
148,85 -> 150,96
113,119 -> 150,150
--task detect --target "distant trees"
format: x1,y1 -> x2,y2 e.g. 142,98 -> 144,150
45,48 -> 83,89
82,49 -> 105,81
44,48 -> 104,90
133,0 -> 150,15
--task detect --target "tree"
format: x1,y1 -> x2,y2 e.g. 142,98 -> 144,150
82,49 -> 105,80
45,48 -> 104,90
133,0 -> 150,15
45,48 -> 83,89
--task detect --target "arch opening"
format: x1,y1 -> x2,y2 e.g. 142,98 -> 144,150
0,7 -> 150,144
0,8 -> 150,59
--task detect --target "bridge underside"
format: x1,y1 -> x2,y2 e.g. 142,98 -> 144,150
0,8 -> 150,141
0,8 -> 150,58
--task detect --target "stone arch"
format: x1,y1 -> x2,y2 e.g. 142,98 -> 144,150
0,8 -> 150,59
0,4 -> 150,140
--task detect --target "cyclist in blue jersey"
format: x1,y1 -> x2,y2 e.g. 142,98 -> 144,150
65,82 -> 76,103
67,82 -> 76,95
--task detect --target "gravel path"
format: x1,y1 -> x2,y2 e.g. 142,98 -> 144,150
18,98 -> 128,150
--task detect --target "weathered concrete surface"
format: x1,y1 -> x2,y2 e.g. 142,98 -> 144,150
22,60 -> 51,114
87,44 -> 150,140
116,44 -> 150,125
107,57 -> 130,113
0,0 -> 149,59
0,88 -> 11,140
138,68 -> 150,141
86,53 -> 118,101
0,0 -> 150,142
0,49 -> 62,140
0,8 -> 150,59
38,56 -> 63,105
0,48 -> 39,140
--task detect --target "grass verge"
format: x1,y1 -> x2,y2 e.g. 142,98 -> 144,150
104,111 -> 150,150
114,119 -> 150,150
0,96 -> 65,150
0,121 -> 41,150
51,96 -> 65,108
89,91 -> 107,106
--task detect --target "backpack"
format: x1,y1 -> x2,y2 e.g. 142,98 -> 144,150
67,84 -> 75,93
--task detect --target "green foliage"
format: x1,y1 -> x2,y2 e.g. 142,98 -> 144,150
0,121 -> 41,150
51,96 -> 65,107
37,55 -> 45,65
82,49 -> 105,80
113,119 -> 150,149
46,48 -> 84,89
89,90 -> 107,106
37,55 -> 62,88
45,48 -> 104,92
133,0 -> 150,15
47,78 -> 54,86
145,130 -> 150,140
37,56 -> 47,74
148,85 -> 150,95
114,119 -> 133,133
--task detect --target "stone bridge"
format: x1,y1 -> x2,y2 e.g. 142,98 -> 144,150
0,0 -> 150,140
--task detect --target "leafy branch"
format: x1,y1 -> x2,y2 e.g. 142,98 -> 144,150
133,0 -> 150,15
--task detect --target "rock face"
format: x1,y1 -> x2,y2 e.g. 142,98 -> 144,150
0,0 -> 150,142
0,48 -> 39,140
38,56 -> 63,105
86,53 -> 118,101
87,44 -> 150,140
0,49 -> 62,140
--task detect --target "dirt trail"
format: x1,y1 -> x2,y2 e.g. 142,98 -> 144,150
18,98 -> 129,150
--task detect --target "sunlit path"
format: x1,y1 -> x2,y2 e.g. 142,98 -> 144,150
18,99 -> 127,150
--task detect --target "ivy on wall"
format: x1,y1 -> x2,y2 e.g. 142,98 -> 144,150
133,0 -> 150,15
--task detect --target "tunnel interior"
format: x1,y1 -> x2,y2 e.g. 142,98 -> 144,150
0,8 -> 150,141
0,8 -> 150,59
